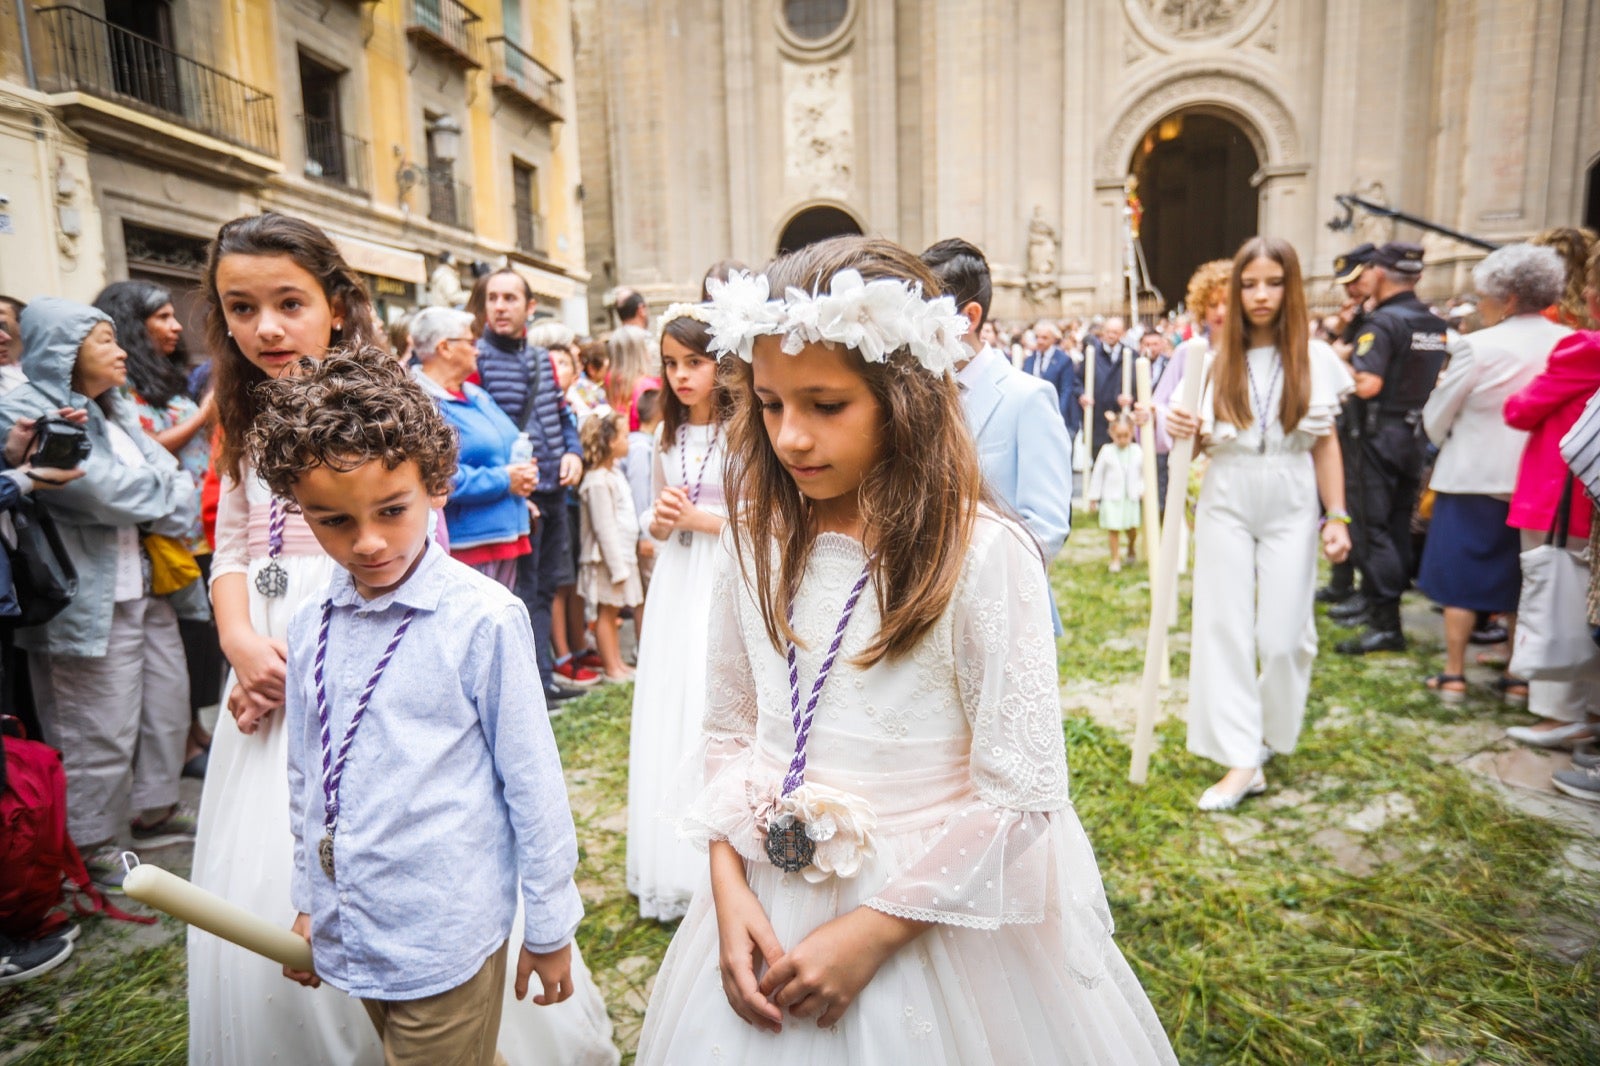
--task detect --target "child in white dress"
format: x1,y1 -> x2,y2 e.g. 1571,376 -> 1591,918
188,213 -> 617,1066
637,238 -> 1176,1064
627,304 -> 729,921
1088,413 -> 1144,571
1166,237 -> 1353,812
577,411 -> 642,680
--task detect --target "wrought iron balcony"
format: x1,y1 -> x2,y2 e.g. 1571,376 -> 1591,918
487,37 -> 563,123
406,0 -> 484,69
302,116 -> 370,194
33,5 -> 278,157
515,212 -> 547,257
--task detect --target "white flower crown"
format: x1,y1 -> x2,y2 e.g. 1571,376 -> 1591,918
658,302 -> 712,328
704,269 -> 969,375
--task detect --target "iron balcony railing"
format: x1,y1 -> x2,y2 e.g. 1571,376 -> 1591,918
406,0 -> 484,68
302,115 -> 370,194
515,211 -> 546,256
487,36 -> 562,122
427,168 -> 473,230
33,5 -> 278,157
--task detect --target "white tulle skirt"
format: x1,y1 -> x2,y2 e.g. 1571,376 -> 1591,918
187,553 -> 618,1065
626,529 -> 720,921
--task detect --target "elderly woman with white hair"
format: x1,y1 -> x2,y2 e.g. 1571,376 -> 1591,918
409,306 -> 540,589
1418,243 -> 1571,706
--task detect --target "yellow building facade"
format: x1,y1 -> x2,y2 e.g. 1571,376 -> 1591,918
0,0 -> 589,329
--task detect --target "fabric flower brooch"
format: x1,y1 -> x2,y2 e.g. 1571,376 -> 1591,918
705,269 -> 970,375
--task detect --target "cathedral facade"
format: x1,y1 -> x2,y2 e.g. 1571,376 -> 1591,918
573,0 -> 1600,326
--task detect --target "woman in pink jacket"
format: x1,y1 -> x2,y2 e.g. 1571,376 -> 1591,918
1502,310 -> 1600,747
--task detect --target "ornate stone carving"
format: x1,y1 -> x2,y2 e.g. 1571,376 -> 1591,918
426,253 -> 466,308
1254,13 -> 1278,52
1143,0 -> 1251,39
1097,69 -> 1299,177
1350,180 -> 1397,245
1025,207 -> 1059,303
783,61 -> 854,201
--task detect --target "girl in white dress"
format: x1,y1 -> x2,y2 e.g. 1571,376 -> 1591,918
188,213 -> 617,1066
1166,237 -> 1354,812
638,237 -> 1176,1064
627,304 -> 729,921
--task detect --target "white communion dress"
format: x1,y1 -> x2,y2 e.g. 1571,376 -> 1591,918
626,421 -> 726,921
188,472 -> 618,1066
636,512 -> 1177,1064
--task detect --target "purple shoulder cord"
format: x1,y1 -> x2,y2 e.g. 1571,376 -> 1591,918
780,563 -> 873,797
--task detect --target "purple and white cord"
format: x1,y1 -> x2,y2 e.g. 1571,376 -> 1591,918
266,498 -> 286,559
781,564 -> 873,797
676,423 -> 720,506
313,600 -> 418,836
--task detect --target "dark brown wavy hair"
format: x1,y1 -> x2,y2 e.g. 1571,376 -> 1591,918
579,409 -> 625,471
205,212 -> 380,481
724,236 -> 984,667
1212,236 -> 1310,433
659,313 -> 734,441
248,347 -> 457,500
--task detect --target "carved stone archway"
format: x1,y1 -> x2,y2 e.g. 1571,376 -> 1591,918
772,199 -> 867,256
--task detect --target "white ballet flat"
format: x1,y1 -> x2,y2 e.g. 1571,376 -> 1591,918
1198,769 -> 1267,812
1505,721 -> 1597,749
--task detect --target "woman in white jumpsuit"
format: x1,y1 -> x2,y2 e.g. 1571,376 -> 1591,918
1167,237 -> 1354,811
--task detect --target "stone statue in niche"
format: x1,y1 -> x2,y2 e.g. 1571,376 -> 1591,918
1145,0 -> 1248,38
1025,207 -> 1059,303
1351,180 -> 1398,246
427,252 -> 466,309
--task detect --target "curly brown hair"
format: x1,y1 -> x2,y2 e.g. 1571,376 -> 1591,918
204,212 -> 382,481
247,347 -> 457,500
1531,226 -> 1599,328
579,409 -> 625,471
1185,258 -> 1233,320
724,235 -> 991,668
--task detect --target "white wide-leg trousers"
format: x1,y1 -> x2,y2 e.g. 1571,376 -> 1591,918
1187,451 -> 1321,768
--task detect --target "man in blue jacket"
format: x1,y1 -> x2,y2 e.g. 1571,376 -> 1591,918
468,270 -> 592,702
1021,319 -> 1081,439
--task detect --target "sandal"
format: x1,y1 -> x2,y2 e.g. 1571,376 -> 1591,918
1493,675 -> 1529,706
1425,673 -> 1467,704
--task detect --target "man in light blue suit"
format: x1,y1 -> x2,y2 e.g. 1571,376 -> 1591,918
922,240 -> 1074,629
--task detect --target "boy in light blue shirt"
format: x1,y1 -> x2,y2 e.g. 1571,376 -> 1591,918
257,351 -> 582,1062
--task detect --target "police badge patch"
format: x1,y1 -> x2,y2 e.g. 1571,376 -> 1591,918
1356,332 -> 1375,357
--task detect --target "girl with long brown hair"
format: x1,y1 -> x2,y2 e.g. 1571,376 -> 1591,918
638,237 -> 1175,1064
1167,236 -> 1354,811
627,304 -> 733,922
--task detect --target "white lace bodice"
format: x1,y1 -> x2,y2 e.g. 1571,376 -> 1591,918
692,510 -> 1079,930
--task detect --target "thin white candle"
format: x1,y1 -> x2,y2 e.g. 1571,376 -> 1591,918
1134,357 -> 1169,688
1121,348 -> 1133,402
123,863 -> 314,972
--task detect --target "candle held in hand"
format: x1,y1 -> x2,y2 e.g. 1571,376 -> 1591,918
123,863 -> 314,972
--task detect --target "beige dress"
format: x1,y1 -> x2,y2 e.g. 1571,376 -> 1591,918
577,466 -> 643,608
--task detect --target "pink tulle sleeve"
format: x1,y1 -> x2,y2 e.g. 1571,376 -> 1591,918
864,519 -> 1076,930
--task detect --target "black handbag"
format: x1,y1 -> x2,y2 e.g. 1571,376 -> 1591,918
1,498 -> 78,629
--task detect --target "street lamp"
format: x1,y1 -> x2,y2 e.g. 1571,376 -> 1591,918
397,114 -> 463,200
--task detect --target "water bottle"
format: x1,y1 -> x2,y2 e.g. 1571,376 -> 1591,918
510,432 -> 533,465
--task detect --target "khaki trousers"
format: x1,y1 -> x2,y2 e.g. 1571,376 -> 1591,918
362,942 -> 510,1066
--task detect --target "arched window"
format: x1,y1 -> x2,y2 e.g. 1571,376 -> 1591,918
782,0 -> 848,41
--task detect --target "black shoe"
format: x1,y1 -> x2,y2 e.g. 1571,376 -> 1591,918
1327,595 -> 1369,622
0,932 -> 73,988
182,749 -> 209,779
1470,624 -> 1509,645
543,684 -> 577,705
1335,629 -> 1408,655
1315,585 -> 1356,605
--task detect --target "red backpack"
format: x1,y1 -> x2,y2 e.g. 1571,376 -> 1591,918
0,717 -> 152,937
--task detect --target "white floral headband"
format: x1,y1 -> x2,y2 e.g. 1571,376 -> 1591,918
704,269 -> 969,375
658,302 -> 712,329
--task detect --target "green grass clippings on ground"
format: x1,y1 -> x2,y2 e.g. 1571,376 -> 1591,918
4,523 -> 1598,1064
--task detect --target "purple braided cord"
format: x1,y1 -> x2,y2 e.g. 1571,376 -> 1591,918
266,498 -> 287,559
676,423 -> 720,506
314,601 -> 418,831
781,564 -> 872,796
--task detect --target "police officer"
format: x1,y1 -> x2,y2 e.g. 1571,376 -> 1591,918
1336,242 -> 1449,654
1320,243 -> 1377,610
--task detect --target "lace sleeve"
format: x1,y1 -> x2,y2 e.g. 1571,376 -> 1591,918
864,517 -> 1073,929
678,535 -> 764,855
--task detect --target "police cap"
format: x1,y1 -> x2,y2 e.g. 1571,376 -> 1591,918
1333,243 -> 1376,284
1371,242 -> 1425,276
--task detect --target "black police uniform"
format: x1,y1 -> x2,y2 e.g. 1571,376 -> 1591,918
1344,290 -> 1448,643
1322,244 -> 1376,606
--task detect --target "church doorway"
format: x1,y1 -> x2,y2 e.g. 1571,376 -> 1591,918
1130,111 -> 1259,313
776,205 -> 862,255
